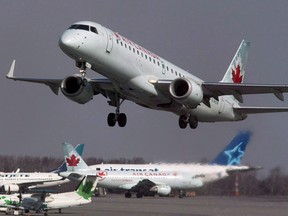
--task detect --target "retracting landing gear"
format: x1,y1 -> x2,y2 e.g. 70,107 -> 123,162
107,94 -> 127,127
178,114 -> 198,129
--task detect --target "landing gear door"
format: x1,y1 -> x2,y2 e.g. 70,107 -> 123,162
105,29 -> 113,53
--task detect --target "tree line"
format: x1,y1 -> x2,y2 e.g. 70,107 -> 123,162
0,155 -> 287,196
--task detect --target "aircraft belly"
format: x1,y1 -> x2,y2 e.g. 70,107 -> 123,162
191,99 -> 238,122
119,77 -> 171,107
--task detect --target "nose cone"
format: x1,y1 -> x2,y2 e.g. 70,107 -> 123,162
59,31 -> 79,52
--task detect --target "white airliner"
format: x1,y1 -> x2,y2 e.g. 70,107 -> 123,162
6,21 -> 288,128
0,144 -> 84,193
0,174 -> 98,215
61,131 -> 260,198
0,171 -> 67,193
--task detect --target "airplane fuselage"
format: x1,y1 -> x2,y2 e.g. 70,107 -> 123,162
0,172 -> 67,192
70,163 -> 249,191
59,21 -> 244,123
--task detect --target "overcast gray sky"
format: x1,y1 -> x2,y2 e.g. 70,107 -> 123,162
1,0 -> 288,176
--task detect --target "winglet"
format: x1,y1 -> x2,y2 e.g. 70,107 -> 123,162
6,60 -> 16,79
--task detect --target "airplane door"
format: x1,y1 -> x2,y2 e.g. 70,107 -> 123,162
105,29 -> 113,53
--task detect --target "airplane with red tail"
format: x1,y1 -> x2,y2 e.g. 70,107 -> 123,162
6,21 -> 288,128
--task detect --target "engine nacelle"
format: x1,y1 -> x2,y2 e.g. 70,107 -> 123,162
3,184 -> 20,192
150,185 -> 171,196
169,78 -> 203,108
22,197 -> 40,211
61,75 -> 94,104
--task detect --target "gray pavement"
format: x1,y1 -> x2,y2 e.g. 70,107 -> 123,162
18,195 -> 288,216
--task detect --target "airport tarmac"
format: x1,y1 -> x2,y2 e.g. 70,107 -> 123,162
25,194 -> 288,216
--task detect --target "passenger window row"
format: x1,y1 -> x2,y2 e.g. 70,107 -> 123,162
116,39 -> 184,77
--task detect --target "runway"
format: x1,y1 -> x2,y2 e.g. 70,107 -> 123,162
34,194 -> 288,216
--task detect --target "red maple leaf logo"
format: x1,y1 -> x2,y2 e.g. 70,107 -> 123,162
97,171 -> 108,181
232,65 -> 243,83
97,171 -> 107,177
66,154 -> 80,166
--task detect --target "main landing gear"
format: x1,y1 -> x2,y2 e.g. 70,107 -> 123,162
107,112 -> 127,127
107,95 -> 127,127
178,115 -> 198,129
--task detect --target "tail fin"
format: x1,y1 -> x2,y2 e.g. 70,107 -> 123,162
50,143 -> 85,173
62,142 -> 89,172
210,131 -> 252,165
76,175 -> 98,200
221,40 -> 250,84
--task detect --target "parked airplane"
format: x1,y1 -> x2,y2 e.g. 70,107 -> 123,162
0,144 -> 84,193
0,172 -> 67,194
6,21 -> 288,129
0,174 -> 98,215
61,131 -> 260,198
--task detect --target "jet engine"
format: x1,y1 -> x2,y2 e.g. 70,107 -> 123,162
3,184 -> 20,192
21,197 -> 41,212
61,75 -> 94,104
150,185 -> 171,196
169,78 -> 203,108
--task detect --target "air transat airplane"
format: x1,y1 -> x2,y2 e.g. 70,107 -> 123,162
0,174 -> 98,215
61,131 -> 260,198
6,21 -> 288,128
0,144 -> 84,193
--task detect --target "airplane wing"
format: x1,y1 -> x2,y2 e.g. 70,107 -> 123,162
130,179 -> 156,192
6,60 -> 115,96
202,82 -> 288,102
152,79 -> 288,103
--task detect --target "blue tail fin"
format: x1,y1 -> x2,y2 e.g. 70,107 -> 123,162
50,143 -> 85,173
210,131 -> 252,165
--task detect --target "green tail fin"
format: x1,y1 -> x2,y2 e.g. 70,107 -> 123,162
76,175 -> 98,200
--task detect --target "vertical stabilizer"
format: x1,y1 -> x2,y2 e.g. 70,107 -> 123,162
62,143 -> 89,172
51,143 -> 85,173
221,40 -> 250,84
76,175 -> 98,200
210,131 -> 252,165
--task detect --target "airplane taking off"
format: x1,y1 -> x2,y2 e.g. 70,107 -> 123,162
61,131 -> 260,198
6,21 -> 288,128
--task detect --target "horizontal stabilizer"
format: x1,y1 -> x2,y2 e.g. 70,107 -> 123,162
234,106 -> 288,114
227,166 -> 263,174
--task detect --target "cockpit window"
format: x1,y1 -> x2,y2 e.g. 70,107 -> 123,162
68,24 -> 98,34
69,24 -> 89,31
90,26 -> 98,34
